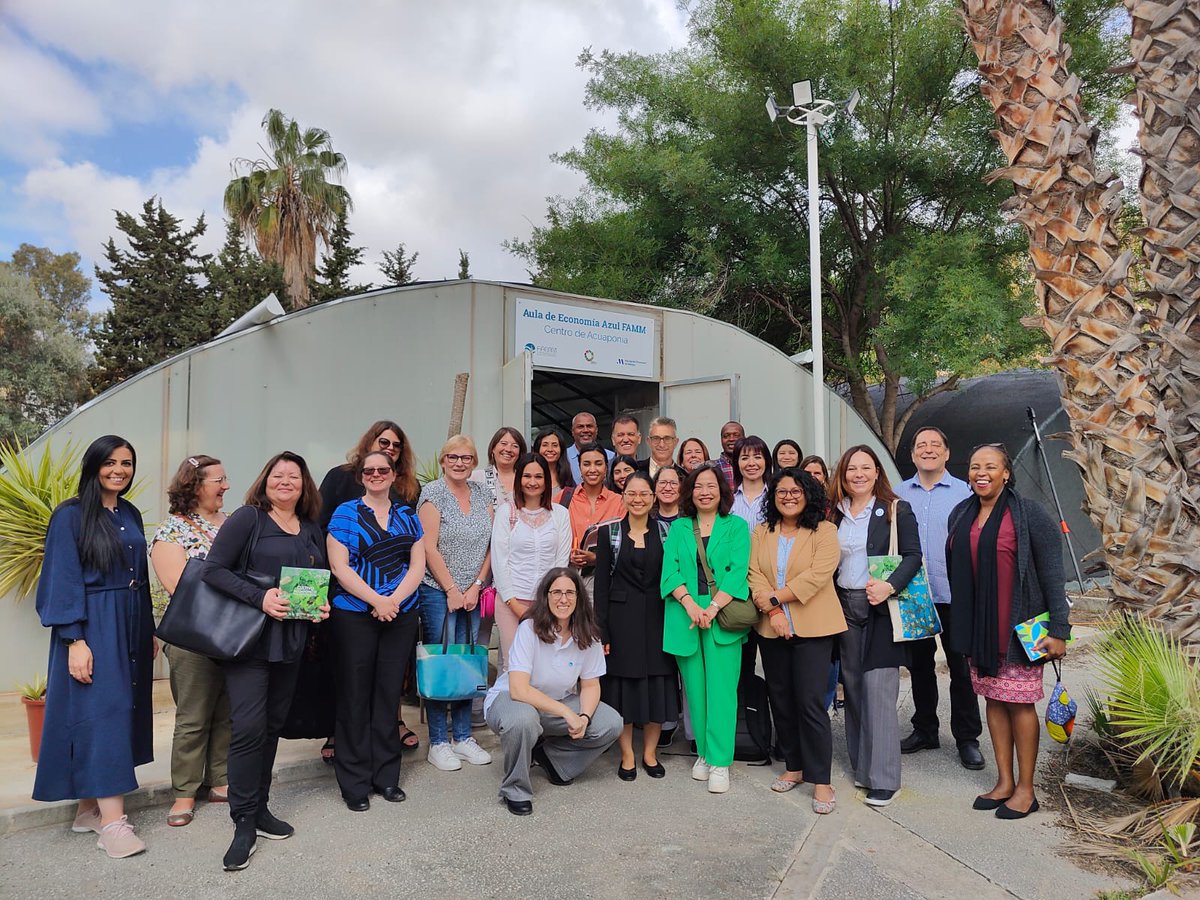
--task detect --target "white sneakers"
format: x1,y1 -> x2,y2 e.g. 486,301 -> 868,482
452,738 -> 493,766
692,756 -> 711,780
96,815 -> 146,858
427,743 -> 463,771
707,766 -> 730,793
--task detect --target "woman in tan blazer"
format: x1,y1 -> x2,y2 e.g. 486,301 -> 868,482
749,468 -> 846,814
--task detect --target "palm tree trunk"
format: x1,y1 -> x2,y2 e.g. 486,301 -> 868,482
959,0 -> 1200,645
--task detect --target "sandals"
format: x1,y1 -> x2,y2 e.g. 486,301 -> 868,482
771,775 -> 804,793
812,790 -> 837,815
167,806 -> 195,827
321,739 -> 335,765
398,722 -> 420,752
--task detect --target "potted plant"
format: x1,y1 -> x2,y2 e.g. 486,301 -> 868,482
17,673 -> 47,762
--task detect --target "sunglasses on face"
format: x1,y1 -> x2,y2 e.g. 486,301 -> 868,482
361,467 -> 393,477
376,437 -> 403,450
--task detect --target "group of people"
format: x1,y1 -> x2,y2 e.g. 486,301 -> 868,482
31,413 -> 1071,870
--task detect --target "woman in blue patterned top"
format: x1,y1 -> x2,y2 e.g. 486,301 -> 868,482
326,450 -> 425,811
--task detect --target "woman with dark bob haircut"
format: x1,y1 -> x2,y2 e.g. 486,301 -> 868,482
203,451 -> 330,871
483,567 -> 623,815
748,469 -> 846,812
34,436 -> 154,859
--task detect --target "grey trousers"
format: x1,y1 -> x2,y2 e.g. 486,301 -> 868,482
164,642 -> 231,799
485,692 -> 623,802
838,588 -> 902,792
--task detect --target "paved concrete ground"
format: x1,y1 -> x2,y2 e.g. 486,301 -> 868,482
0,627 -> 1136,899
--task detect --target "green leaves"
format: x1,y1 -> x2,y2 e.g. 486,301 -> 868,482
0,440 -> 81,600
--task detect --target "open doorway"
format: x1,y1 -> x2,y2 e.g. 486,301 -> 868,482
531,370 -> 660,440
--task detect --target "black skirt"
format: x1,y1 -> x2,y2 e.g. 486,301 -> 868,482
601,674 -> 680,725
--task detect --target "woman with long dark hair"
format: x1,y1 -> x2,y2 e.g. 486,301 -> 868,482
473,426 -> 527,509
150,454 -> 232,827
947,444 -> 1068,820
34,436 -> 154,858
772,440 -> 803,471
533,428 -> 575,493
483,568 -> 623,816
607,454 -> 639,493
829,445 -> 922,809
203,451 -> 329,871
749,469 -> 845,812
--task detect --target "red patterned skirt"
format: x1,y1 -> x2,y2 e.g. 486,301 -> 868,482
969,660 -> 1044,703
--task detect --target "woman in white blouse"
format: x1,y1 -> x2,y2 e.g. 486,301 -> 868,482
491,452 -> 572,674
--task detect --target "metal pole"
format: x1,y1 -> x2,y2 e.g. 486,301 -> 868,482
1026,406 -> 1085,599
806,118 -> 825,461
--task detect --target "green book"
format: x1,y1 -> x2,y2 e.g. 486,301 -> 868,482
279,566 -> 330,620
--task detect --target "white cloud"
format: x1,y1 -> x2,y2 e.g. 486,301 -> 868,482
4,0 -> 689,297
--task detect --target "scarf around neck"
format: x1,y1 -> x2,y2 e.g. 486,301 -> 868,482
948,487 -> 1012,676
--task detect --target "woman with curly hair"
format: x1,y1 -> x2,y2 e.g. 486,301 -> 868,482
150,455 -> 232,826
483,567 -> 623,816
748,469 -> 845,812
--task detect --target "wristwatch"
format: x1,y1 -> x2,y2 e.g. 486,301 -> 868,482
473,579 -> 484,587
768,596 -> 781,607
61,638 -> 79,646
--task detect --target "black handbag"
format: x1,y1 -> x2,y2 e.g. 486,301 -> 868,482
156,511 -> 274,660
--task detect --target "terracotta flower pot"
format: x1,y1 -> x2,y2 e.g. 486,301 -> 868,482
21,696 -> 46,763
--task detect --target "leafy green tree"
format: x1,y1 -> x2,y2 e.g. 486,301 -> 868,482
0,265 -> 90,443
206,218 -> 288,327
379,242 -> 419,286
457,249 -> 471,280
224,108 -> 351,309
92,199 -> 213,392
310,209 -> 369,303
8,243 -> 96,340
507,0 -> 1125,451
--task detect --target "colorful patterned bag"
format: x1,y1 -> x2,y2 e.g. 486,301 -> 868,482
1045,659 -> 1077,744
870,501 -> 941,642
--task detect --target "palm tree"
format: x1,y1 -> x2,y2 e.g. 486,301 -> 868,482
224,109 -> 351,309
958,0 -> 1200,646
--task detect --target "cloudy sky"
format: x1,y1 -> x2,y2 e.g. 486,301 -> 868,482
0,1 -> 690,307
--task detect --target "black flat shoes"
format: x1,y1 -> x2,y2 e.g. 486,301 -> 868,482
618,765 -> 637,781
972,794 -> 1011,811
996,797 -> 1039,819
504,798 -> 533,816
642,760 -> 666,778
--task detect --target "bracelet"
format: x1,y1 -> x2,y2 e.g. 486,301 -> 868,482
580,712 -> 592,724
767,605 -> 786,618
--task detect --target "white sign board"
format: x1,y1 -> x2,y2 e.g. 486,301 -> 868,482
513,297 -> 658,378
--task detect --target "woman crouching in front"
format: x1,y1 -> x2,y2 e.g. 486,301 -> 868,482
483,568 -> 623,815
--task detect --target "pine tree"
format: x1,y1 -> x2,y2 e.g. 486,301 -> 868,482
91,199 -> 214,392
379,242 -> 419,286
207,219 -> 288,329
310,209 -> 368,303
457,249 -> 470,280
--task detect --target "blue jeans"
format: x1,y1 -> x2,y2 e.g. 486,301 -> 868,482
419,585 -> 480,745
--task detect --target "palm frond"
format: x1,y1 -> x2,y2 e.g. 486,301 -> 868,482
0,440 -> 82,600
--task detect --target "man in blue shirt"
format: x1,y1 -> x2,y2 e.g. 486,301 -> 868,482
567,412 -> 614,483
896,426 -> 983,770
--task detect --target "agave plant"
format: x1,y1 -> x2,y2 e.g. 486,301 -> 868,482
16,672 -> 47,701
0,440 -> 82,600
416,455 -> 442,487
1093,615 -> 1200,795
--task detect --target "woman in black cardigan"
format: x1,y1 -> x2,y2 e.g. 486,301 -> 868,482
947,444 -> 1068,820
829,446 -> 922,808
203,451 -> 329,871
594,471 -> 678,780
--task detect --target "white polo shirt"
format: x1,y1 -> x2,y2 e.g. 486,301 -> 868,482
484,619 -> 606,714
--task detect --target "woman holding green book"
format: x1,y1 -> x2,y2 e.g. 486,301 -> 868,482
946,443 -> 1069,820
327,450 -> 426,812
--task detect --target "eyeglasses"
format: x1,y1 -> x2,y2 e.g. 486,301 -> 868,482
361,467 -> 393,477
648,435 -> 677,444
376,437 -> 403,450
548,589 -> 577,600
776,488 -> 804,499
444,454 -> 475,464
624,491 -> 653,500
204,477 -> 229,485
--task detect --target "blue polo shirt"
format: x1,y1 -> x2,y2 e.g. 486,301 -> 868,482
896,471 -> 972,604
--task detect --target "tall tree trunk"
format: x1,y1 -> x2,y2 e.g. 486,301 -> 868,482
959,0 -> 1200,645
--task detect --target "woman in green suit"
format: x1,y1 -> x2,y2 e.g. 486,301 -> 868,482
661,464 -> 752,794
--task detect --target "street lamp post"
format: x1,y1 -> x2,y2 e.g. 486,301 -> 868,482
767,81 -> 858,463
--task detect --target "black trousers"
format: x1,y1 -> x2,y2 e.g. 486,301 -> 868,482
222,655 -> 303,821
329,607 -> 419,801
907,602 -> 981,744
759,633 -> 835,783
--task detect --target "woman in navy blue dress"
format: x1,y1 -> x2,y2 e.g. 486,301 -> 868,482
34,435 -> 154,859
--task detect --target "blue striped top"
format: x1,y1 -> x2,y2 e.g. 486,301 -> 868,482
327,499 -> 424,613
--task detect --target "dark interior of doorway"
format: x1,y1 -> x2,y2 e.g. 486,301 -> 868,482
531,370 -> 660,440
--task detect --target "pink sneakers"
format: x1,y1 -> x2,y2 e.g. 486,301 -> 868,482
71,805 -> 102,834
96,815 -> 146,858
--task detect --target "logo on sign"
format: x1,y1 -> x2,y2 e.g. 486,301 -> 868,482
524,343 -> 535,353
583,349 -> 596,363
